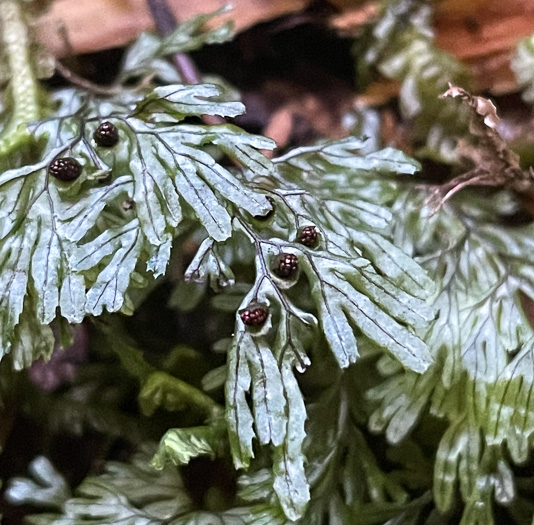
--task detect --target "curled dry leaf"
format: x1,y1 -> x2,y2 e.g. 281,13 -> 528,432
425,85 -> 533,212
440,85 -> 503,138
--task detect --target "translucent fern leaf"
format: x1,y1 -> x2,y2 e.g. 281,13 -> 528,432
226,330 -> 283,469
135,84 -> 246,121
485,340 -> 534,463
225,262 -> 313,518
271,142 -> 433,299
434,420 -> 515,525
255,220 -> 430,372
15,448 -> 285,525
0,225 -> 37,357
433,420 -> 481,513
121,8 -> 234,78
151,424 -> 226,468
138,124 -> 274,210
32,214 -> 83,324
273,138 -> 420,189
226,336 -> 310,519
218,134 -> 436,519
0,149 -> 90,361
272,359 -> 309,521
11,304 -> 56,370
169,124 -> 274,175
126,121 -> 272,243
36,448 -> 193,524
0,76 -> 276,361
137,370 -> 220,418
301,370 -> 429,525
6,456 -> 71,509
184,238 -> 235,288
352,230 -> 436,299
129,146 -> 181,246
57,175 -> 134,242
367,189 -> 534,521
72,220 -> 142,315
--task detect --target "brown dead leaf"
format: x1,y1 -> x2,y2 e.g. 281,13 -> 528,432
330,0 -> 534,95
262,92 -> 351,155
468,51 -> 518,95
426,85 -> 532,212
330,3 -> 378,35
441,85 -> 501,130
440,85 -> 519,166
35,0 -> 311,57
263,107 -> 293,155
435,0 -> 534,93
354,79 -> 401,107
34,0 -> 534,96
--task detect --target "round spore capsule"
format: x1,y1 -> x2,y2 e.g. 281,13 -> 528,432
275,253 -> 299,278
48,157 -> 82,182
298,226 -> 318,247
93,121 -> 119,147
240,307 -> 269,327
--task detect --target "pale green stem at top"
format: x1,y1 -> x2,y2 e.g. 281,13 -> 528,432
0,0 -> 40,156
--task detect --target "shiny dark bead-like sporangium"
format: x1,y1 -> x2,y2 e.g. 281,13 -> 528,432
240,307 -> 269,327
275,253 -> 299,278
48,157 -> 82,182
298,226 -> 318,247
93,121 -> 119,148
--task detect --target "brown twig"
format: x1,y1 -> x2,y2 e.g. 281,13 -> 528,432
424,85 -> 534,215
54,60 -> 121,96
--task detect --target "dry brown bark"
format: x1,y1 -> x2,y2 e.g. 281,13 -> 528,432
35,0 -> 309,57
34,0 -> 534,94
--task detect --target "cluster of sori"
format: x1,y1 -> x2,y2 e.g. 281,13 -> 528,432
47,121 -> 119,181
240,225 -> 318,326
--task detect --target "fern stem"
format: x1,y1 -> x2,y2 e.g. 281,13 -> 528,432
0,0 -> 40,156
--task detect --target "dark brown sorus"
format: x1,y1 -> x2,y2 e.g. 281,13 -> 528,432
275,253 -> 299,278
93,121 -> 119,147
48,157 -> 82,182
298,226 -> 318,247
240,307 -> 269,326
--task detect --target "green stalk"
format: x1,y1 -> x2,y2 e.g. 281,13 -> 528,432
0,0 -> 40,156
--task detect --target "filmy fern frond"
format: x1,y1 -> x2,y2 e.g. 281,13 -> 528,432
512,33 -> 534,105
218,139 -> 435,519
368,188 -> 534,523
1,9 -> 442,525
0,82 -> 274,367
7,447 -> 288,525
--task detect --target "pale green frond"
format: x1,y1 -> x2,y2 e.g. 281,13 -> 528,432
152,423 -> 227,468
17,447 -> 286,525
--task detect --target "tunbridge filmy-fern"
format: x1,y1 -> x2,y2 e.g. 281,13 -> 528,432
4,0 -> 534,524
